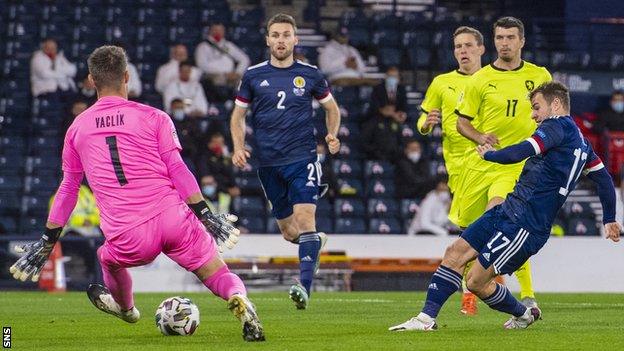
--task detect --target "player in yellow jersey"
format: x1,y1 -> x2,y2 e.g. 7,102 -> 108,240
418,26 -> 486,315
454,17 -> 552,310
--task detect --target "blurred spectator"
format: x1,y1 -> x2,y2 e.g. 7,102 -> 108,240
294,48 -> 309,63
155,43 -> 202,94
596,90 -> 624,132
408,178 -> 451,235
30,38 -> 77,98
113,41 -> 142,99
49,183 -> 101,237
395,140 -> 436,198
360,103 -> 407,162
163,61 -> 208,116
195,23 -> 250,101
368,66 -> 407,122
200,175 -> 233,214
127,59 -> 142,99
62,100 -> 89,138
169,98 -> 203,168
318,28 -> 366,84
75,74 -> 97,105
317,143 -> 338,200
198,132 -> 241,199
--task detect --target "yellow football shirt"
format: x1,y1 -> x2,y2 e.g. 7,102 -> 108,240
417,70 -> 473,178
455,61 -> 552,172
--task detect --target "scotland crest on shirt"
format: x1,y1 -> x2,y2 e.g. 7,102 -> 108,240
293,76 -> 306,96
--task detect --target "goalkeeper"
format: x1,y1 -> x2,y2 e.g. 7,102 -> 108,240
9,45 -> 264,342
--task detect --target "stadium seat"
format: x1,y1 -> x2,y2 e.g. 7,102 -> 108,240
21,195 -> 49,215
235,176 -> 262,194
316,199 -> 333,218
377,48 -> 402,69
337,178 -> 364,197
566,218 -> 599,236
337,142 -> 364,159
364,160 -> 394,179
340,10 -> 369,29
337,123 -> 360,142
316,216 -> 334,233
20,216 -> 47,235
334,199 -> 365,217
0,154 -> 24,174
238,216 -> 265,233
137,7 -> 168,24
561,200 -> 595,220
200,8 -> 232,26
402,29 -> 432,48
233,196 -> 265,216
372,29 -> 402,48
0,192 -> 20,215
0,216 -> 18,233
367,198 -> 399,218
407,46 -> 431,69
265,217 -> 280,233
333,160 -> 363,179
366,179 -> 395,198
400,199 -> 421,219
368,218 -> 402,234
0,175 -> 22,192
25,156 -> 61,173
231,7 -> 264,27
24,176 -> 58,194
345,27 -> 369,49
334,218 -> 366,234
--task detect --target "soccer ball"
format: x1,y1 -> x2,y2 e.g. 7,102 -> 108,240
155,296 -> 200,336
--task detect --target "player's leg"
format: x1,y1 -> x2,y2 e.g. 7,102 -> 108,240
466,222 -> 544,329
283,159 -> 327,309
87,218 -> 163,323
389,210 -> 500,331
488,176 -> 537,306
163,203 -> 265,341
454,168 -> 491,315
88,244 -> 141,323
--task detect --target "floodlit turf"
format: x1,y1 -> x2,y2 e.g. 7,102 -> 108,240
1,291 -> 623,350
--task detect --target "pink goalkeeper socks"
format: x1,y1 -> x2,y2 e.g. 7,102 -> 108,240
202,265 -> 247,300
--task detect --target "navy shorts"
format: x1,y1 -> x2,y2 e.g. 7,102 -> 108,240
258,157 -> 321,219
461,206 -> 548,275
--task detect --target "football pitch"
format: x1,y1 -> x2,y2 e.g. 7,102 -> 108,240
2,291 -> 623,350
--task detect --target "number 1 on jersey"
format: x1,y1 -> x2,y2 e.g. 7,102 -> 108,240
559,147 -> 587,196
105,136 -> 129,186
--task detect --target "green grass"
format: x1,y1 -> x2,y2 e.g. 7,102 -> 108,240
1,291 -> 624,350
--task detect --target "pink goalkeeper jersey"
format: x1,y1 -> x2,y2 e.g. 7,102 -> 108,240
62,96 -> 184,239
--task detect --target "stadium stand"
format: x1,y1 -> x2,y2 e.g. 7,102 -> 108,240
0,0 -> 622,235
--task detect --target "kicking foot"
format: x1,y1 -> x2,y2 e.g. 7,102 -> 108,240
227,294 -> 265,342
521,297 -> 538,309
289,283 -> 309,310
86,283 -> 140,323
504,307 -> 542,329
389,312 -> 438,331
460,292 -> 478,315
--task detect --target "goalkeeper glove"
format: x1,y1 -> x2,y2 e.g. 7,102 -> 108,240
10,227 -> 63,282
189,201 -> 240,252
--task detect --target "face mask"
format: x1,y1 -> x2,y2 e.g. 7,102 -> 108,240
611,101 -> 624,113
317,153 -> 326,163
209,145 -> 223,156
386,76 -> 399,91
438,191 -> 450,202
408,152 -> 421,163
172,109 -> 185,121
202,185 -> 216,197
212,34 -> 223,43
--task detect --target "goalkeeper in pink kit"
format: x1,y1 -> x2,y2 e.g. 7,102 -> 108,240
9,46 -> 265,342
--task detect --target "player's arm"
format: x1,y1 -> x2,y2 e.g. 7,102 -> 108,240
417,78 -> 441,135
455,78 -> 499,145
320,96 -> 341,154
231,72 -> 253,168
230,105 -> 250,168
477,141 -> 535,164
478,121 -> 563,164
10,132 -> 84,282
456,115 -> 499,145
584,156 -> 622,242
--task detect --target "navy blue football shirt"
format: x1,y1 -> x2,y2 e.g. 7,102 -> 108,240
235,60 -> 332,167
502,115 -> 605,236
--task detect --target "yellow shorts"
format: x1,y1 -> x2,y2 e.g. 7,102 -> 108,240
450,168 -> 518,228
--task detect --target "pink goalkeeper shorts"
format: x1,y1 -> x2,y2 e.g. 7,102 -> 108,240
97,202 -> 217,272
